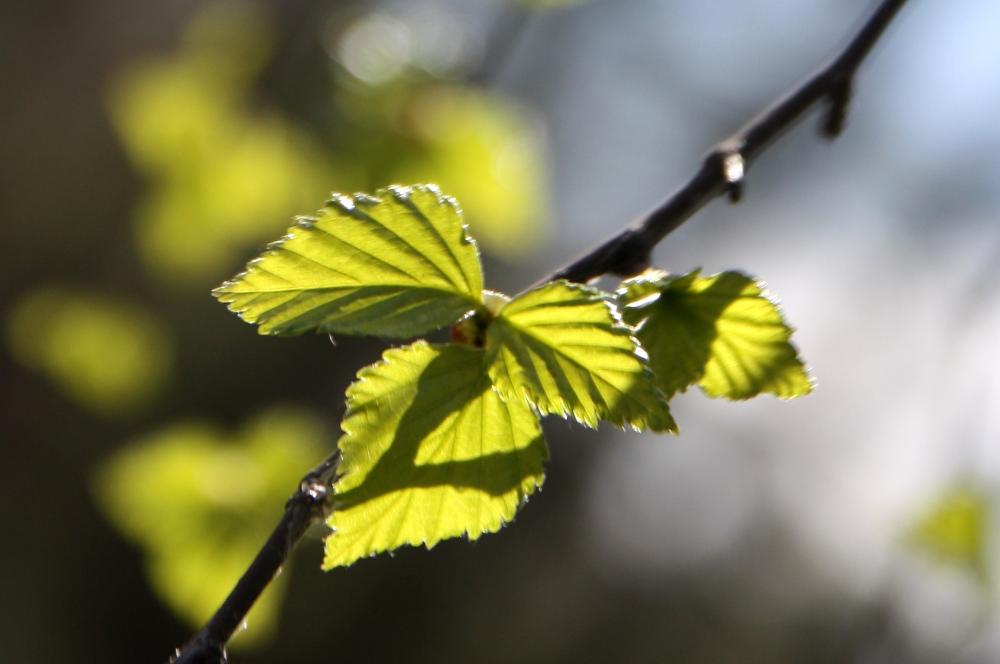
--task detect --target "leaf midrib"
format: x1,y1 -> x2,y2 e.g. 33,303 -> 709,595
220,282 -> 482,305
493,314 -> 654,416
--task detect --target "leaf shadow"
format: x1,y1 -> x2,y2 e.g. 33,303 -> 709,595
639,272 -> 748,397
335,346 -> 547,509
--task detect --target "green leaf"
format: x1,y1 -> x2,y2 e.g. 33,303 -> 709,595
5,288 -> 172,416
109,2 -> 329,285
214,185 -> 484,337
908,484 -> 990,581
93,408 -> 330,646
485,281 -> 675,432
620,270 -> 812,400
325,341 -> 547,569
388,86 -> 549,261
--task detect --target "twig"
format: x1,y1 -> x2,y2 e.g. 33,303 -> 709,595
168,1 -> 909,661
541,0 -> 908,286
169,452 -> 340,664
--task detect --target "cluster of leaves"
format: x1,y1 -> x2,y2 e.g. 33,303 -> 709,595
65,0 -> 551,638
214,184 -> 811,569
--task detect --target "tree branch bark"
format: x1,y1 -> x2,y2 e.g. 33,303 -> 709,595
168,1 -> 909,661
169,452 -> 339,664
541,0 -> 908,286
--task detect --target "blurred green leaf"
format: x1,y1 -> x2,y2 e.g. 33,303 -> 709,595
5,288 -> 172,416
620,270 -> 812,400
214,185 -> 484,337
109,2 -> 330,285
114,1 -> 552,284
388,86 -> 549,261
94,408 -> 330,645
326,341 -> 546,569
909,485 -> 991,580
486,281 -> 675,432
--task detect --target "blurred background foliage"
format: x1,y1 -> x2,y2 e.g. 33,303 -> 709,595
109,4 -> 330,285
111,1 -> 548,286
909,484 -> 991,583
6,288 -> 172,416
94,407 -> 329,646
1,0 -> 999,662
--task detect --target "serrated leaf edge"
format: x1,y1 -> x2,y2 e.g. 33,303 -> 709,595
619,268 -> 814,401
494,281 -> 676,433
212,184 -> 486,335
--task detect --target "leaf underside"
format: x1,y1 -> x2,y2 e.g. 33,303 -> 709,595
486,281 -> 675,432
620,270 -> 812,400
324,341 -> 547,569
214,184 -> 484,337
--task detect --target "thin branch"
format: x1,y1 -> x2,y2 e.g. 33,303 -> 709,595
169,452 -> 340,664
542,0 -> 908,286
168,1 -> 909,661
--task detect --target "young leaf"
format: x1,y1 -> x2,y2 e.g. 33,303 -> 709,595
325,341 -> 547,569
214,184 -> 484,337
485,281 -> 675,432
620,270 -> 811,400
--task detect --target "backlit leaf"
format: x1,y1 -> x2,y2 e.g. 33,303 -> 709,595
109,2 -> 328,284
620,270 -> 811,400
93,408 -> 330,645
325,341 -> 546,569
389,87 -> 549,261
485,281 -> 675,432
214,185 -> 484,337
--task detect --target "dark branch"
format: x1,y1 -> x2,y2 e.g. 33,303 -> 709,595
542,0 -> 908,286
169,452 -> 340,664
169,1 -> 909,661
